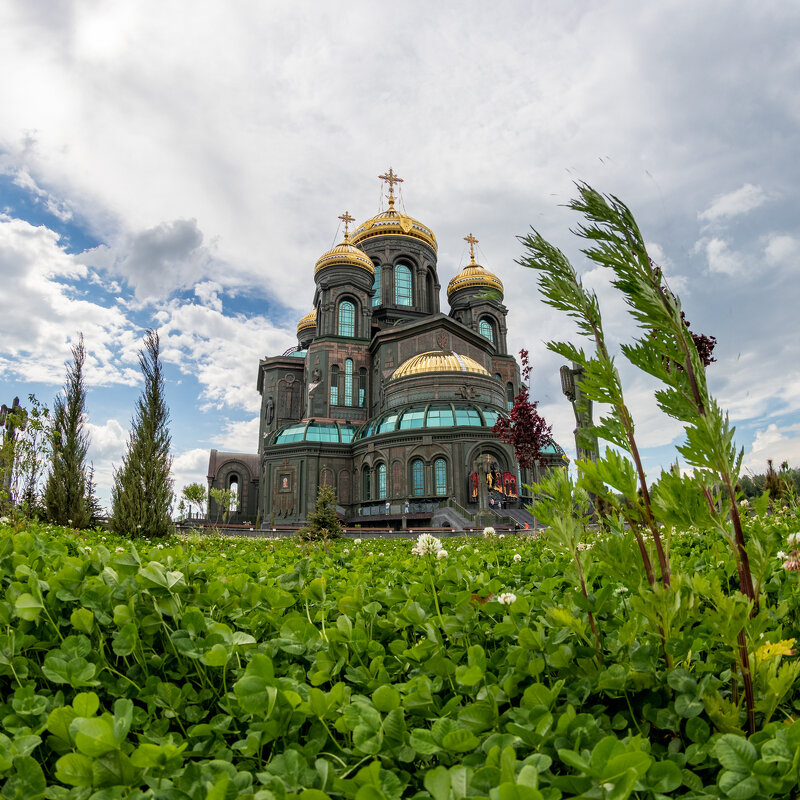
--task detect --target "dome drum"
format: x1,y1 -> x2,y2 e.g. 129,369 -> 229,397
382,350 -> 506,410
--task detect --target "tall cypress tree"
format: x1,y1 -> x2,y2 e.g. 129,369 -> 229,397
111,330 -> 174,537
44,334 -> 93,527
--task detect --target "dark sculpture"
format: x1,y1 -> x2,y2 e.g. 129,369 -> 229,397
560,363 -> 599,462
265,396 -> 274,425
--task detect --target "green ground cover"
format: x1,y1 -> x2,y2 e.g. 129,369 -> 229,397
1,513 -> 800,799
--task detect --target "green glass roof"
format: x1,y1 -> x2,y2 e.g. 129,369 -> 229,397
272,421 -> 358,445
355,402 -> 505,440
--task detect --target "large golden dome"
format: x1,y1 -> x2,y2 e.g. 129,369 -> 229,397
350,168 -> 437,252
314,233 -> 375,276
392,350 -> 490,379
296,308 -> 317,334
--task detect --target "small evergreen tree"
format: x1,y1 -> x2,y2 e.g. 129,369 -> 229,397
299,485 -> 343,541
44,335 -> 93,527
110,330 -> 174,537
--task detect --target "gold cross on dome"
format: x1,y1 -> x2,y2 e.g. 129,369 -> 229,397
338,210 -> 355,237
464,233 -> 478,262
378,168 -> 403,205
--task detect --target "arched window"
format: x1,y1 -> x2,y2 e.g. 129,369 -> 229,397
359,368 -> 367,407
395,263 -> 413,306
506,382 -> 514,411
411,459 -> 424,496
228,474 -> 240,511
344,359 -> 354,406
338,300 -> 355,337
362,465 -> 371,501
330,364 -> 339,406
426,272 -> 434,312
434,458 -> 447,496
479,318 -> 495,343
377,463 -> 387,499
372,265 -> 381,307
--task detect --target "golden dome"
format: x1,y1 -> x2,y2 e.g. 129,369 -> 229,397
351,206 -> 438,252
447,262 -> 504,299
392,350 -> 490,379
297,308 -> 317,334
314,234 -> 375,276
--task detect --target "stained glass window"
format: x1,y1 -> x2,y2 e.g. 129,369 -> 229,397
434,459 -> 446,496
338,301 -> 355,337
412,459 -> 424,496
344,359 -> 353,406
372,265 -> 381,307
395,263 -> 413,306
377,463 -> 387,499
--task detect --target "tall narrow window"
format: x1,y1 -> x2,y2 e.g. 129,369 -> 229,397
362,465 -> 371,500
359,368 -> 367,407
338,300 -> 355,337
506,382 -> 514,411
395,263 -> 413,306
228,475 -> 240,511
434,458 -> 447,496
372,265 -> 381,307
344,359 -> 353,406
412,459 -> 424,496
377,463 -> 387,499
330,365 -> 339,406
479,318 -> 494,343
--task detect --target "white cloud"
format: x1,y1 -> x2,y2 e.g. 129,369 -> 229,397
194,280 -> 223,312
215,416 -> 260,452
764,234 -> 799,267
156,296 -> 295,412
0,215 -> 140,386
743,423 -> 800,473
701,237 -> 745,277
172,448 -> 211,500
699,183 -> 767,222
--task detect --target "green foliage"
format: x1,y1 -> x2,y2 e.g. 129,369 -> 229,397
208,487 -> 234,524
1,513 -> 800,796
110,330 -> 174,538
299,484 -> 343,541
182,482 -> 207,519
44,334 -> 96,528
0,395 -> 51,517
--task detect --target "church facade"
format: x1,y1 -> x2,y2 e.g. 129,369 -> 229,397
207,171 -> 566,527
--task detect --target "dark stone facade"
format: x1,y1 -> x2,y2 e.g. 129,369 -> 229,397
208,187 -> 566,526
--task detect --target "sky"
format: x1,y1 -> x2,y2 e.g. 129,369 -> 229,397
1,1 -> 799,511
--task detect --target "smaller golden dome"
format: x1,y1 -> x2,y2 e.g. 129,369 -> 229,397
314,234 -> 375,276
392,350 -> 490,379
447,262 -> 504,299
297,308 -> 317,334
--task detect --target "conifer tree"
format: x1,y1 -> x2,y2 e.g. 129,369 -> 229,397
299,485 -> 343,541
110,330 -> 174,537
44,335 -> 93,527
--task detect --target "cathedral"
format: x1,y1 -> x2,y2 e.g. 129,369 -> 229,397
207,171 -> 566,528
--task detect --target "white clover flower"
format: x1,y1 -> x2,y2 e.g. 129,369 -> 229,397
343,548 -> 350,555
778,551 -> 787,559
513,553 -> 522,563
498,534 -> 505,539
378,552 -> 384,557
368,551 -> 373,556
739,499 -> 749,508
614,586 -> 628,595
101,536 -> 106,541
577,541 -> 594,551
415,533 -> 443,556
115,546 -> 125,553
483,526 -> 495,538
788,533 -> 800,545
498,592 -> 517,605
0,516 -> 9,524
68,519 -> 72,525
353,538 -> 362,545
436,549 -> 448,559
137,524 -> 142,529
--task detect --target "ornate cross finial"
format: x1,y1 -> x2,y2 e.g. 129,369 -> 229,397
378,168 -> 403,206
338,210 -> 355,238
464,233 -> 479,263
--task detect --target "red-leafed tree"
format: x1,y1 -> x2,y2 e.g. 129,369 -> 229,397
493,349 -> 552,469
